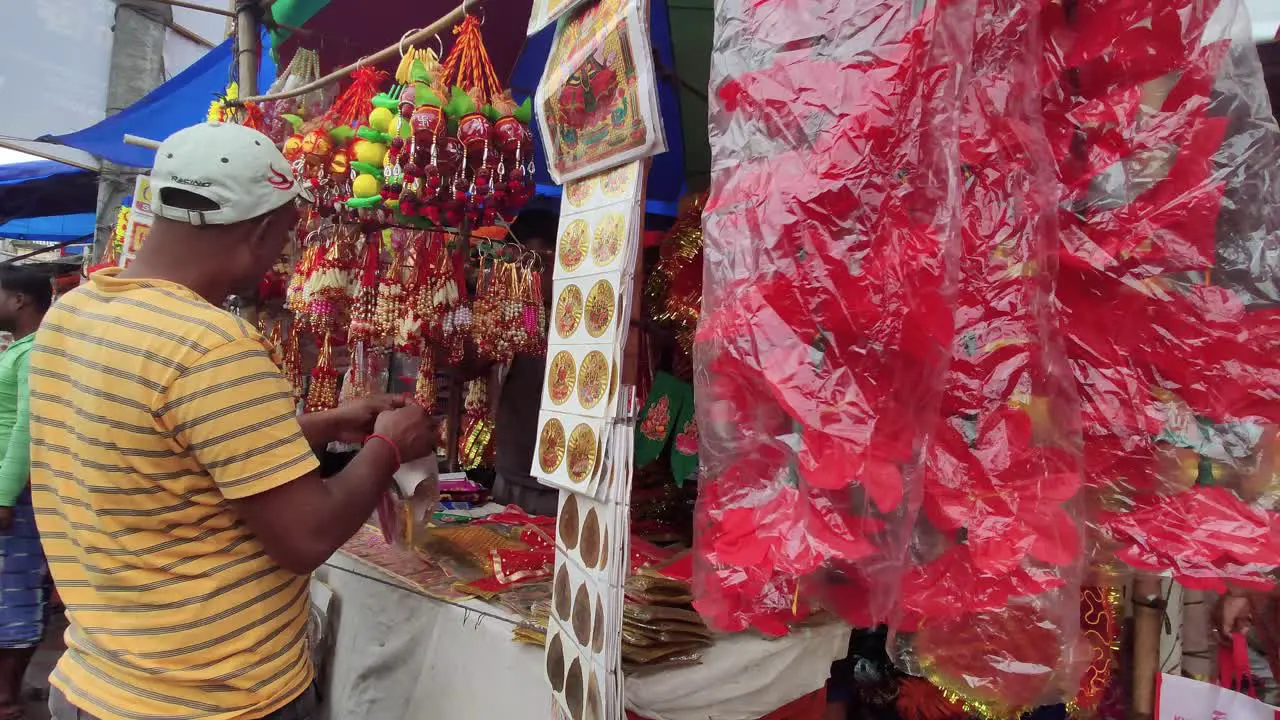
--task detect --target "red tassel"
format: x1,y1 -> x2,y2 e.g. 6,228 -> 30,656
329,66 -> 389,127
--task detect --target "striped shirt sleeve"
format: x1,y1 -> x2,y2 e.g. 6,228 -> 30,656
161,338 -> 318,500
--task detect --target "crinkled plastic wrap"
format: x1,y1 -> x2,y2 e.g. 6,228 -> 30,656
1042,0 -> 1280,592
692,0 -> 975,636
890,0 -> 1086,711
695,0 -> 1280,709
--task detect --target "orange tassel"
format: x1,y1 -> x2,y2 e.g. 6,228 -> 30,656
440,14 -> 502,103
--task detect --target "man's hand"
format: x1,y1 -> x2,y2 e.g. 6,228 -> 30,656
1214,591 -> 1254,644
373,405 -> 442,463
329,394 -> 409,445
0,506 -> 14,533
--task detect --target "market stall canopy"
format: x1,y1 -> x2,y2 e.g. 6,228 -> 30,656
0,213 -> 95,243
0,161 -> 98,221
39,32 -> 277,169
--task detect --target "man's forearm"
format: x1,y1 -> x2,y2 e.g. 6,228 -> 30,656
297,409 -> 344,449
314,441 -> 400,552
241,439 -> 400,575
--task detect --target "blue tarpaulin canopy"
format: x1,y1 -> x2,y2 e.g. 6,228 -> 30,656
41,33 -> 276,169
0,213 -> 95,243
0,161 -> 85,186
0,161 -> 98,221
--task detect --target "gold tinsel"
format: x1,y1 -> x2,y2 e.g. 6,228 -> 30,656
644,192 -> 705,356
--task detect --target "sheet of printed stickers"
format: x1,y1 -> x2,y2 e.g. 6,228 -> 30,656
536,159 -> 642,720
530,0 -> 667,714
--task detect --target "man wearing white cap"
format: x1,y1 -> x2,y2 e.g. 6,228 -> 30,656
28,122 -> 439,720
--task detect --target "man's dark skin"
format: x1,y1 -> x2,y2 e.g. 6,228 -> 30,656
122,200 -> 439,573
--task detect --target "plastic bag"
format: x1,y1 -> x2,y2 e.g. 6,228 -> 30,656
693,0 -> 976,636
884,1 -> 1087,711
1041,0 -> 1280,591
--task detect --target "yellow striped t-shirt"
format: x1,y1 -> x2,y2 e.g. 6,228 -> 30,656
29,269 -> 319,720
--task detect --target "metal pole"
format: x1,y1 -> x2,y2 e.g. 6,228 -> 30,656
235,0 -> 260,97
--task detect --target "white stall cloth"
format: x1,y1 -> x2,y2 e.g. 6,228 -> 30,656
316,552 -> 850,720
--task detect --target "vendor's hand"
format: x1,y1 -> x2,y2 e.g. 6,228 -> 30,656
1214,592 -> 1254,643
0,506 -> 13,533
332,394 -> 409,444
373,405 -> 442,464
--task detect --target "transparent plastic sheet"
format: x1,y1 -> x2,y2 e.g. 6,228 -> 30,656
692,0 -> 975,636
885,0 -> 1087,712
1042,0 -> 1280,592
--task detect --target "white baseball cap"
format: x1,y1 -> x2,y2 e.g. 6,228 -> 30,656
150,121 -> 314,226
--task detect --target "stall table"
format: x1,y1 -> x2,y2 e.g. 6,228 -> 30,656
316,552 -> 850,720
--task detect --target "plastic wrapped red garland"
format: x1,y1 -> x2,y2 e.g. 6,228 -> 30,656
694,0 -> 977,636
695,0 -> 1280,711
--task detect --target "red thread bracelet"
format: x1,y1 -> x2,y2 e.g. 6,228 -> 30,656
366,434 -> 402,468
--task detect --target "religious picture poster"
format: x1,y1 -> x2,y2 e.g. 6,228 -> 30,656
535,0 -> 667,183
119,175 -> 153,267
527,0 -> 592,37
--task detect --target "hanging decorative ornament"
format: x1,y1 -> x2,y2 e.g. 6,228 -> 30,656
395,232 -> 428,355
438,13 -> 535,227
261,48 -> 324,143
283,321 -> 305,400
374,241 -> 407,341
305,332 -> 340,413
303,226 -> 356,332
286,243 -> 320,316
348,232 -> 383,345
645,192 -> 705,357
414,353 -> 437,411
266,321 -> 285,369
458,378 -> 495,470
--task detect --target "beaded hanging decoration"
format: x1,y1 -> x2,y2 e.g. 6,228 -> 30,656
348,232 -> 383,345
282,322 -> 306,399
414,353 -> 438,412
305,331 -> 340,413
458,378 -> 495,470
471,252 -> 521,362
303,225 -> 357,332
286,243 -> 320,316
395,232 -> 429,355
374,243 -> 407,342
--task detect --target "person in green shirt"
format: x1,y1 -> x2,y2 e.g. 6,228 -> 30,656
0,266 -> 51,719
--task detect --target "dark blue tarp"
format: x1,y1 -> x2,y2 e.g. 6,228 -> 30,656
0,161 -> 86,186
42,32 -> 276,169
0,213 -> 95,242
509,0 -> 686,217
0,161 -> 98,221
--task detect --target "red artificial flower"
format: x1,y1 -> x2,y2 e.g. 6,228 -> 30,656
1100,486 -> 1280,592
924,409 -> 1083,575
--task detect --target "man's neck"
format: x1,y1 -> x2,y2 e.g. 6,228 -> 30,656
119,256 -> 229,306
10,316 -> 41,341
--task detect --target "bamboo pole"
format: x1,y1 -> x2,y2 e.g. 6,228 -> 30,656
233,0 -> 484,105
236,1 -> 261,96
124,134 -> 162,150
